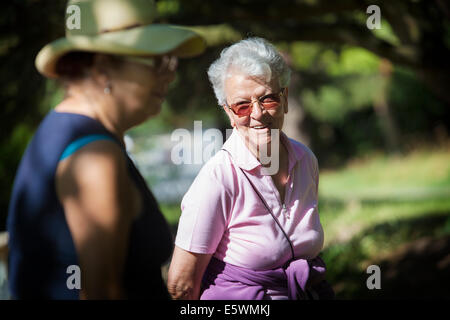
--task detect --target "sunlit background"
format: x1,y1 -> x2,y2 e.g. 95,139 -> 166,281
1,0 -> 449,299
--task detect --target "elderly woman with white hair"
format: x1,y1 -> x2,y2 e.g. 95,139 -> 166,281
167,37 -> 334,300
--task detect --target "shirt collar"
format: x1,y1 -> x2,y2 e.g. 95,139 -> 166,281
222,128 -> 260,171
282,131 -> 305,174
222,128 -> 305,174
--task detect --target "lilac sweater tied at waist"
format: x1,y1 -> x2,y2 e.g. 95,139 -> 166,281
201,256 -> 335,300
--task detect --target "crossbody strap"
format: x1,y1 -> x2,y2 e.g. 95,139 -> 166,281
221,149 -> 295,261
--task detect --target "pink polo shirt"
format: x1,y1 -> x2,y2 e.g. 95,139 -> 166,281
175,129 -> 324,271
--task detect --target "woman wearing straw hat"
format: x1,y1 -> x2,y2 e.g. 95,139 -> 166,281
7,0 -> 204,299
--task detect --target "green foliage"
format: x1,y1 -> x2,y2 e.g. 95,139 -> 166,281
389,66 -> 448,136
40,80 -> 65,114
303,86 -> 348,123
290,42 -> 322,71
291,44 -> 384,124
159,203 -> 181,227
371,19 -> 401,46
0,0 -> 66,229
189,25 -> 242,47
319,147 -> 450,201
321,212 -> 450,298
327,47 -> 380,76
156,0 -> 180,17
317,147 -> 450,298
290,41 -> 380,76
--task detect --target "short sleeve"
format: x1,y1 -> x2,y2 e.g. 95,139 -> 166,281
175,164 -> 232,254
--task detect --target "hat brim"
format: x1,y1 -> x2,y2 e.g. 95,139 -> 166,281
36,24 -> 206,78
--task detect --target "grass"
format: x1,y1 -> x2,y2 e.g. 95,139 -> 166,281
320,198 -> 450,246
317,146 -> 450,298
160,203 -> 182,228
159,145 -> 450,299
319,147 -> 450,201
318,146 -> 450,246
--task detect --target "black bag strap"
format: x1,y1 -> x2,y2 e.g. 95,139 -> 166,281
221,149 -> 295,261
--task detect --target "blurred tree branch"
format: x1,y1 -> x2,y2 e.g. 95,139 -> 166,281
159,0 -> 450,104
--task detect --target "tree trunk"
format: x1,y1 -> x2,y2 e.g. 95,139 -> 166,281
373,59 -> 401,153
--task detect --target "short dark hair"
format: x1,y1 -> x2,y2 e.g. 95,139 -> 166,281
55,51 -> 96,81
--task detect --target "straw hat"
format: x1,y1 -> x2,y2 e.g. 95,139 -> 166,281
35,0 -> 206,78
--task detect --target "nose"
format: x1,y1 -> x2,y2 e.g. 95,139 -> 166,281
250,100 -> 264,119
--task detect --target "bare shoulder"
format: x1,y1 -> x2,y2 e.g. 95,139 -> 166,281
55,139 -> 139,298
56,139 -> 127,188
55,139 -> 140,219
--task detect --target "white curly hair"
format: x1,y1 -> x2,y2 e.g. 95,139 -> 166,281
207,37 -> 291,106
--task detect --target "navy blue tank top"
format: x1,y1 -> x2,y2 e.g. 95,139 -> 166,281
7,111 -> 173,299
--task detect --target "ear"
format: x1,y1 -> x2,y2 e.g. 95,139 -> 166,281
222,105 -> 236,128
91,54 -> 112,89
283,87 -> 289,114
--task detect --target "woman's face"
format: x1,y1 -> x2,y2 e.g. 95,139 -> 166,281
223,70 -> 288,154
107,55 -> 177,124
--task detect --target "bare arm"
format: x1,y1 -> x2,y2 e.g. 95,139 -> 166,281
56,140 -> 140,299
167,246 -> 212,300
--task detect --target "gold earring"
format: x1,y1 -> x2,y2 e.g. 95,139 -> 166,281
104,81 -> 112,95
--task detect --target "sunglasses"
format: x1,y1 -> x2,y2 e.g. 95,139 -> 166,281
121,55 -> 178,73
226,89 -> 285,117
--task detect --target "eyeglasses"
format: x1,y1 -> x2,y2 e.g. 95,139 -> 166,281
226,89 -> 285,117
121,55 -> 178,73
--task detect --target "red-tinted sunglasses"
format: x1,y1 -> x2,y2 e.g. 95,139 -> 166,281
226,89 -> 285,117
